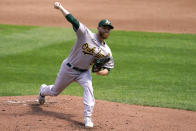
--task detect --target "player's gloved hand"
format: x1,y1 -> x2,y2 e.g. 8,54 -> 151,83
92,64 -> 102,72
92,56 -> 110,72
54,2 -> 61,9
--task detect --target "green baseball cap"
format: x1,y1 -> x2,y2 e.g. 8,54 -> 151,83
98,19 -> 114,29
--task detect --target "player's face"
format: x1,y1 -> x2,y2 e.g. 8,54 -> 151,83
98,26 -> 111,39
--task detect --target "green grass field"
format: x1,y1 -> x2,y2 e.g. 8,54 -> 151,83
0,24 -> 196,111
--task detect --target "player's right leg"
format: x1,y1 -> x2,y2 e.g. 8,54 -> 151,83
76,70 -> 95,128
38,59 -> 75,104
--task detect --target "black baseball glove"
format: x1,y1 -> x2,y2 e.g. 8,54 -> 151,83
92,56 -> 110,72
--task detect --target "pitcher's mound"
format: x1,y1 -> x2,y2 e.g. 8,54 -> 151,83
0,95 -> 195,131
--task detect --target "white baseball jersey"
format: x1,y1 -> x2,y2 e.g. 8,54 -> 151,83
67,23 -> 114,70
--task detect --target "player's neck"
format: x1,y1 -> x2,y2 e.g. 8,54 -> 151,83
96,34 -> 105,45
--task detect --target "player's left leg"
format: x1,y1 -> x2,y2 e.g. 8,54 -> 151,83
76,70 -> 95,128
38,59 -> 76,104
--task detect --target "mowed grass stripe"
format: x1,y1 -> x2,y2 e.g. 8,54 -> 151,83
0,24 -> 196,110
0,24 -> 75,56
95,31 -> 196,110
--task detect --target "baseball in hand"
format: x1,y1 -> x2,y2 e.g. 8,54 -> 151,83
54,2 -> 61,9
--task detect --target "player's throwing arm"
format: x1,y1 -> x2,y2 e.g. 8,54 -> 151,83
54,2 -> 70,16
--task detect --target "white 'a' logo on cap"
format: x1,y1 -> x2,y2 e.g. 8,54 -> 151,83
105,20 -> 111,24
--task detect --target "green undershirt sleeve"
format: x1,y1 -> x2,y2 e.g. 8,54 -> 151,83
66,14 -> 80,31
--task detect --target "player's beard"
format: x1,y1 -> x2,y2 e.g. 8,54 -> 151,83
100,32 -> 109,39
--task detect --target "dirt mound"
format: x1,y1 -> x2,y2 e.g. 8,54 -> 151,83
0,95 -> 195,131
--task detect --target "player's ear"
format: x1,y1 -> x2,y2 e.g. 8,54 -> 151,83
97,26 -> 102,32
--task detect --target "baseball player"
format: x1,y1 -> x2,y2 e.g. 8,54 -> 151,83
38,2 -> 114,128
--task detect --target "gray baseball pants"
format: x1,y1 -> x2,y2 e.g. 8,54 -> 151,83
40,59 -> 95,117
